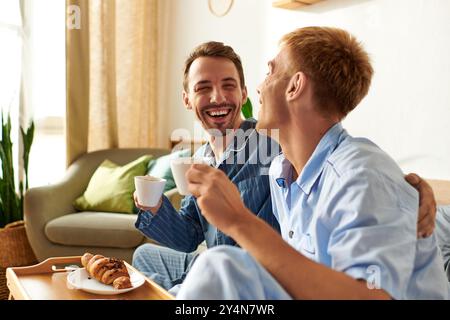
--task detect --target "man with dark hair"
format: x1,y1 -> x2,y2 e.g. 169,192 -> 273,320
178,27 -> 449,299
132,41 -> 280,294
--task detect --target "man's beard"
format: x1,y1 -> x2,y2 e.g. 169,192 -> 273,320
199,103 -> 240,136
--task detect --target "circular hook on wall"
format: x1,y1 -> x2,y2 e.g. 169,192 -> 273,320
208,0 -> 234,17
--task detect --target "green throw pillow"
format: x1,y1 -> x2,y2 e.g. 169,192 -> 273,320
73,155 -> 152,214
146,148 -> 192,192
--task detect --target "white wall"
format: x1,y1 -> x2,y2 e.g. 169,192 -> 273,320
163,0 -> 267,143
164,0 -> 450,180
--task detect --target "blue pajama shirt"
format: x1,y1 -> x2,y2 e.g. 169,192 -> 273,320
177,123 -> 449,300
135,118 -> 281,251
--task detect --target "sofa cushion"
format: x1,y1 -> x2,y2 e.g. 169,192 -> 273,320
45,212 -> 144,248
73,155 -> 152,214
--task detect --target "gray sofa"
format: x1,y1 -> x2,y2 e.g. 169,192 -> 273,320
24,148 -> 183,263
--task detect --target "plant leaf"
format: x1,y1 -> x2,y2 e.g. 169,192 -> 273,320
20,120 -> 34,190
241,98 -> 253,119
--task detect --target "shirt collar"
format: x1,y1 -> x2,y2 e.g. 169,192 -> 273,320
203,118 -> 257,164
297,122 -> 344,195
272,155 -> 293,188
274,122 -> 345,195
228,118 -> 257,153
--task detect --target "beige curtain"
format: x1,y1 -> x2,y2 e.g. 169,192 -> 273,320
66,0 -> 161,166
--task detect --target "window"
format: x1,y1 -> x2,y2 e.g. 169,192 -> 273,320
0,1 -> 23,189
27,0 -> 66,187
0,0 -> 66,188
0,1 -> 22,111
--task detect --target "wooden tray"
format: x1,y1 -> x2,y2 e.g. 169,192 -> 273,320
6,256 -> 174,300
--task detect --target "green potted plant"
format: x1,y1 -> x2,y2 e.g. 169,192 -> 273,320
0,113 -> 34,227
0,111 -> 36,299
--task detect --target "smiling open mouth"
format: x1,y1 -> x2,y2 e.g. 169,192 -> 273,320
205,107 -> 232,118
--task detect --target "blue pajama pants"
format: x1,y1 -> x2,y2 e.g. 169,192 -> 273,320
176,245 -> 292,300
132,243 -> 198,294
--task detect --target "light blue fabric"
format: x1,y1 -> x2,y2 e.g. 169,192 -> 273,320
268,123 -> 448,299
436,205 -> 450,281
132,243 -> 198,290
177,123 -> 449,300
177,246 -> 292,300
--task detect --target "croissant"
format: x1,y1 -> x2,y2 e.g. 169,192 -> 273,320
81,252 -> 132,289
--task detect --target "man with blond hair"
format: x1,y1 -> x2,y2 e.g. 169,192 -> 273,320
177,27 -> 449,299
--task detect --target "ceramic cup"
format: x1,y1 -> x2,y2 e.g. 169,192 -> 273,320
170,157 -> 211,196
134,175 -> 166,207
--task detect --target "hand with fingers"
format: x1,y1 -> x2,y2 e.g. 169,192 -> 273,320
186,164 -> 251,233
405,173 -> 437,238
133,191 -> 163,214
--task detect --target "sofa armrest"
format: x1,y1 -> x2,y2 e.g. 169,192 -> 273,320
164,188 -> 184,211
25,156 -> 99,224
24,156 -> 103,260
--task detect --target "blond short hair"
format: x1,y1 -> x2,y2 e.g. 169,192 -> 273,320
280,27 -> 373,118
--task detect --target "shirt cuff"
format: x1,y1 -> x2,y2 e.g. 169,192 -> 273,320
135,196 -> 171,229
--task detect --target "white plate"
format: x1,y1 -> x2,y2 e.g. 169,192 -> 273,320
66,267 -> 145,295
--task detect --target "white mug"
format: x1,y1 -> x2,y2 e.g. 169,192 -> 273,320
170,157 -> 211,196
134,176 -> 166,207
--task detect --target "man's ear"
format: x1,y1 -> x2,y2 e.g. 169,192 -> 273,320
182,91 -> 192,110
286,72 -> 306,102
241,86 -> 248,105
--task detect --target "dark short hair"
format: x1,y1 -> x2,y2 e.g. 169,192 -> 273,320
183,41 -> 245,92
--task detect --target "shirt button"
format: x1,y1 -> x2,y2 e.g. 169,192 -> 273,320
289,230 -> 294,238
